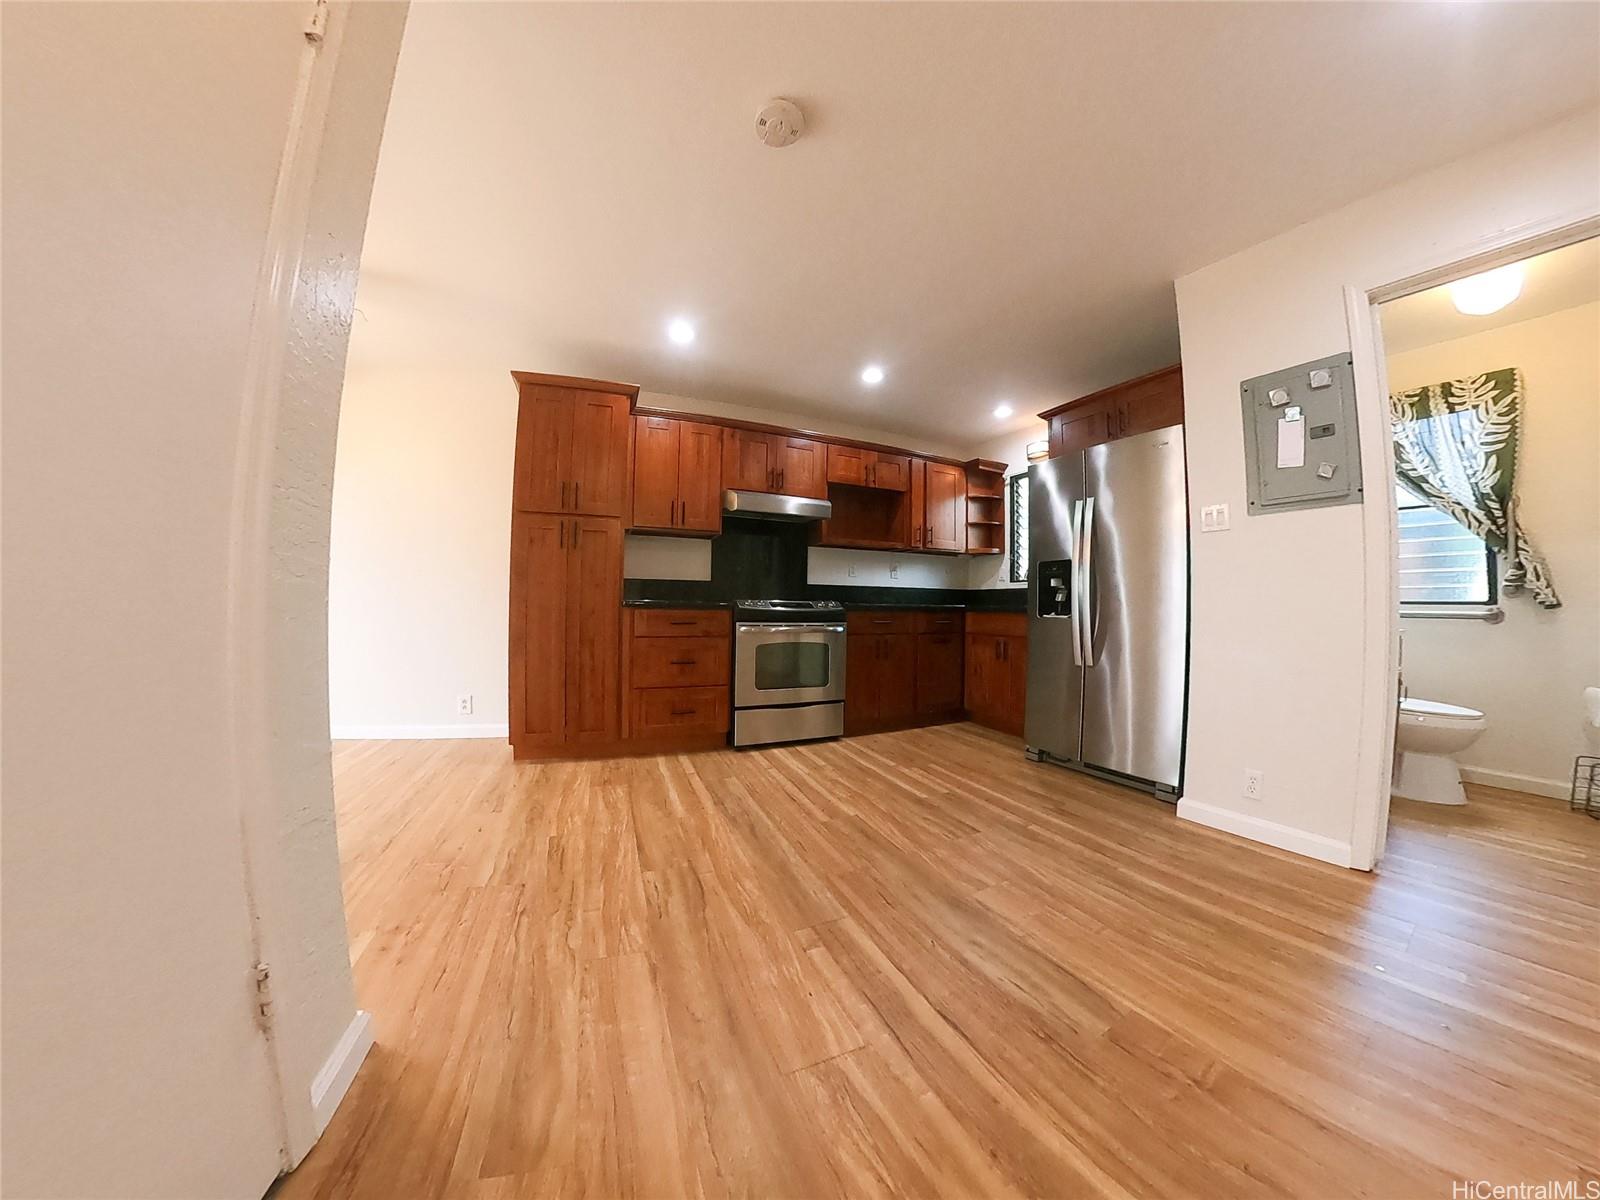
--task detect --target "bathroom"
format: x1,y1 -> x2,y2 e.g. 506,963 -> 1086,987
1378,237 -> 1600,820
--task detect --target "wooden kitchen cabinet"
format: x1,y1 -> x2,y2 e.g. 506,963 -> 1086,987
510,512 -> 624,755
1041,364 -> 1183,457
915,631 -> 964,718
827,444 -> 909,492
514,377 -> 632,516
964,612 -> 1028,736
621,607 -> 731,750
631,414 -> 722,535
722,428 -> 827,497
909,459 -> 967,553
845,631 -> 917,735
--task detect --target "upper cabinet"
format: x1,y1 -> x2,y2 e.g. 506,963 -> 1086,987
631,415 -> 722,536
722,428 -> 827,498
514,376 -> 634,515
1041,364 -> 1184,458
911,459 -> 967,553
827,445 -> 910,492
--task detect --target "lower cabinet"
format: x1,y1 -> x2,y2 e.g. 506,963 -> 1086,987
622,608 -> 731,749
846,610 -> 967,733
965,612 -> 1028,736
510,513 -> 624,756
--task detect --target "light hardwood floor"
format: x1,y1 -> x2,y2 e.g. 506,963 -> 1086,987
277,726 -> 1600,1199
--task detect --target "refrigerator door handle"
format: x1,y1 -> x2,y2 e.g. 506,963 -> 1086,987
1069,500 -> 1085,667
1080,496 -> 1097,667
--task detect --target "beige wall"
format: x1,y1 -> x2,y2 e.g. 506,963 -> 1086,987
2,3 -> 403,1195
1385,300 -> 1600,793
1174,108 -> 1599,867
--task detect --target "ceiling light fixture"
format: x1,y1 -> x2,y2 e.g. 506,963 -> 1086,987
860,364 -> 885,386
1449,264 -> 1524,316
666,317 -> 696,345
993,403 -> 1014,419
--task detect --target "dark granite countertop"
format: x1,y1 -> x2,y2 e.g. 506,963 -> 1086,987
841,601 -> 966,611
621,598 -> 731,609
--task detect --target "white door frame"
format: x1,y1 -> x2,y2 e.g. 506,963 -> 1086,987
1341,209 -> 1600,871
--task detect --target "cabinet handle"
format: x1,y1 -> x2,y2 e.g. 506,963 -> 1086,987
1105,413 -> 1116,441
669,658 -> 697,665
778,468 -> 785,489
668,619 -> 696,626
559,520 -> 565,549
672,499 -> 680,526
670,708 -> 695,717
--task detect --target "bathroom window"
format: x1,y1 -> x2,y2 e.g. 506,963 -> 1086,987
1008,472 -> 1029,583
1396,485 -> 1496,608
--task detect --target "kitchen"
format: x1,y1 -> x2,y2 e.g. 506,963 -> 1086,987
508,366 -> 1187,796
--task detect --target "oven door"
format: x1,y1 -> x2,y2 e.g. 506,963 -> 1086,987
734,622 -> 846,708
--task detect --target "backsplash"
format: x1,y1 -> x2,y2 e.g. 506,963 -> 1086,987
624,529 -> 974,591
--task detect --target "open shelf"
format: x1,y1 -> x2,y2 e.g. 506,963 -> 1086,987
963,458 -> 1009,556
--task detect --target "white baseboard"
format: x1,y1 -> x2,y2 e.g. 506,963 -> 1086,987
1177,799 -> 1354,869
310,1010 -> 374,1136
330,723 -> 508,740
1459,766 -> 1569,800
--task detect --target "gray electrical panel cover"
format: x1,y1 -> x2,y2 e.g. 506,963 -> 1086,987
1240,352 -> 1362,514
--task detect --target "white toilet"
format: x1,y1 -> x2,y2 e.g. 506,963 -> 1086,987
1393,698 -> 1488,805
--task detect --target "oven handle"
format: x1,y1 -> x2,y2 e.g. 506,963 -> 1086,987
736,623 -> 846,635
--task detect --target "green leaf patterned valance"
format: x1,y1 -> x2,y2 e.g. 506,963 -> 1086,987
1390,367 -> 1559,609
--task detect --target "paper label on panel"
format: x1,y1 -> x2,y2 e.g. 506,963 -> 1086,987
1276,417 -> 1305,470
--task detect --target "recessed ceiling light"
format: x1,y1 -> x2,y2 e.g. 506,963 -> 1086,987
860,364 -> 885,386
1449,264 -> 1524,316
993,403 -> 1014,419
666,317 -> 696,345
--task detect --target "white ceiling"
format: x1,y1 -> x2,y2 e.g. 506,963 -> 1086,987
352,2 -> 1600,446
1380,236 -> 1600,354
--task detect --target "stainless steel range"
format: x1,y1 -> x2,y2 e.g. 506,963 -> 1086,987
731,599 -> 846,747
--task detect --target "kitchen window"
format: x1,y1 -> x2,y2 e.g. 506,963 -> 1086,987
1396,484 -> 1497,615
1008,472 -> 1029,583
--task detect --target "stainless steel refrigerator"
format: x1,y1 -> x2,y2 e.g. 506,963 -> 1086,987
1024,426 -> 1189,798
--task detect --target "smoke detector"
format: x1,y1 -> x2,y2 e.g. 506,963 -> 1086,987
755,98 -> 805,148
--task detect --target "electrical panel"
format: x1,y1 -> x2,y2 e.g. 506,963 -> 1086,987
1240,352 -> 1362,515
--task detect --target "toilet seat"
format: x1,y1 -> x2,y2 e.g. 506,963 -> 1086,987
1400,697 -> 1484,722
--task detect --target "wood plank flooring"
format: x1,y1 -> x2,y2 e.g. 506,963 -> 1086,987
276,726 -> 1600,1199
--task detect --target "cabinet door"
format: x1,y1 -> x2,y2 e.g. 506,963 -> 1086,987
630,414 -> 680,531
1115,368 -> 1185,439
965,633 -> 995,724
915,633 -> 963,715
878,634 -> 917,723
723,428 -> 778,492
514,385 -> 571,513
569,391 -> 631,516
565,516 -> 622,743
923,461 -> 966,552
868,453 -> 910,492
1049,398 -> 1114,457
779,436 -> 828,498
512,513 -> 568,741
909,460 -> 928,549
845,635 -> 880,733
677,420 -> 724,532
827,443 -> 871,487
997,637 -> 1028,736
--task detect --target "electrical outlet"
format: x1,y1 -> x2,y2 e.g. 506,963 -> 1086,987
456,693 -> 474,717
847,563 -> 856,577
889,561 -> 900,580
1243,768 -> 1264,800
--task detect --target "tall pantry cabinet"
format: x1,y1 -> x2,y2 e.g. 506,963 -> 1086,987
508,372 -> 635,757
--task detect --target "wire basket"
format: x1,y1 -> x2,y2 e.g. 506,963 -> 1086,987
1572,756 -> 1600,818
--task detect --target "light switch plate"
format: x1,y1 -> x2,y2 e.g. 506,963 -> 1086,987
1200,503 -> 1230,532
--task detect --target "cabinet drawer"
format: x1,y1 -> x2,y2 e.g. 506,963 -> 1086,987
631,686 -> 729,736
630,636 -> 729,688
913,610 -> 965,634
847,610 -> 915,635
965,611 -> 1028,638
631,608 -> 731,638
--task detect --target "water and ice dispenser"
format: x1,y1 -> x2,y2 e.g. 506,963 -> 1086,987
1036,559 -> 1072,617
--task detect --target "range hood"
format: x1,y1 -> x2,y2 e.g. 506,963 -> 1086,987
722,489 -> 831,522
